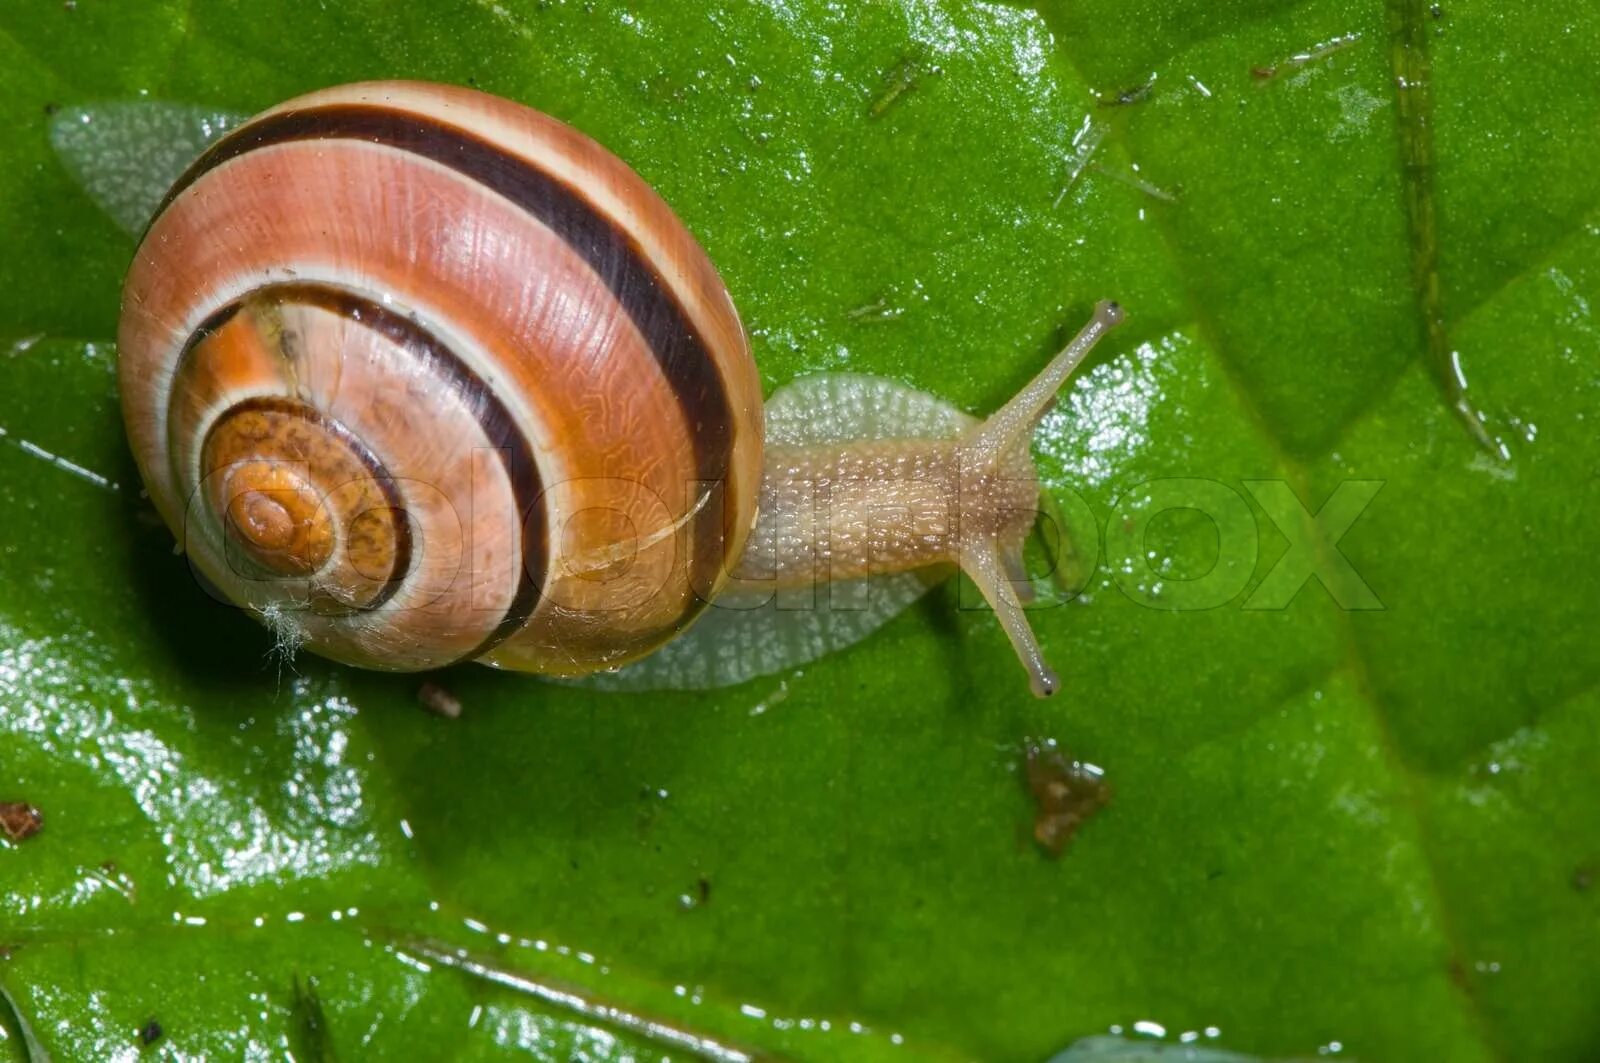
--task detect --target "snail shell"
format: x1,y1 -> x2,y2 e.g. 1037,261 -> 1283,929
119,81 -> 763,674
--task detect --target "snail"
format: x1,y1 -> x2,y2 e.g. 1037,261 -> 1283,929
112,80 -> 1122,697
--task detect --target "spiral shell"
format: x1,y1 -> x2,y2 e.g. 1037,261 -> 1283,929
119,81 -> 764,675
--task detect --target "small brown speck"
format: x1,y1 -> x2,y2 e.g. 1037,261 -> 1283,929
139,1019 -> 163,1046
1251,65 -> 1278,80
417,681 -> 462,720
0,801 -> 43,842
1573,863 -> 1595,893
1022,739 -> 1110,857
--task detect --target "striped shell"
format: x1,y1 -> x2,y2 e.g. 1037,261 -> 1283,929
119,81 -> 764,675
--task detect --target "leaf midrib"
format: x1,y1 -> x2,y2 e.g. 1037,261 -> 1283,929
1044,10 -> 1507,1060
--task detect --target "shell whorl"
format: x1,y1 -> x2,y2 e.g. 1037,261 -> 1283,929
119,81 -> 764,674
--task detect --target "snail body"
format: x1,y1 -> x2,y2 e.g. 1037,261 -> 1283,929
117,81 -> 1122,697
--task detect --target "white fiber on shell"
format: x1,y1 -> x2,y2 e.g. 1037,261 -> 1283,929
259,602 -> 308,675
565,373 -> 970,692
49,102 -> 246,235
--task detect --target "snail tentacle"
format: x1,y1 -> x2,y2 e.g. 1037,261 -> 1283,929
951,299 -> 1125,696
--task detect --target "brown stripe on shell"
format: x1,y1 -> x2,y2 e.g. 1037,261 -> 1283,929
182,283 -> 550,661
160,100 -> 738,625
124,140 -> 702,670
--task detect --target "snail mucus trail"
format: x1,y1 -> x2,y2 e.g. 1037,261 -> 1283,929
116,81 -> 1124,696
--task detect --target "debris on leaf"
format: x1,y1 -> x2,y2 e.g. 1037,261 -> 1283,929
139,1018 -> 163,1046
417,681 -> 463,720
1251,31 -> 1363,81
88,860 -> 137,903
868,51 -> 940,118
0,801 -> 43,842
1023,739 -> 1110,856
401,936 -> 762,1061
1053,116 -> 1108,209
679,876 -> 712,911
1097,75 -> 1156,108
845,296 -> 904,323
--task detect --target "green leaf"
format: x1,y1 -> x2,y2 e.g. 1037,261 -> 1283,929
1,1 -> 1596,1060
